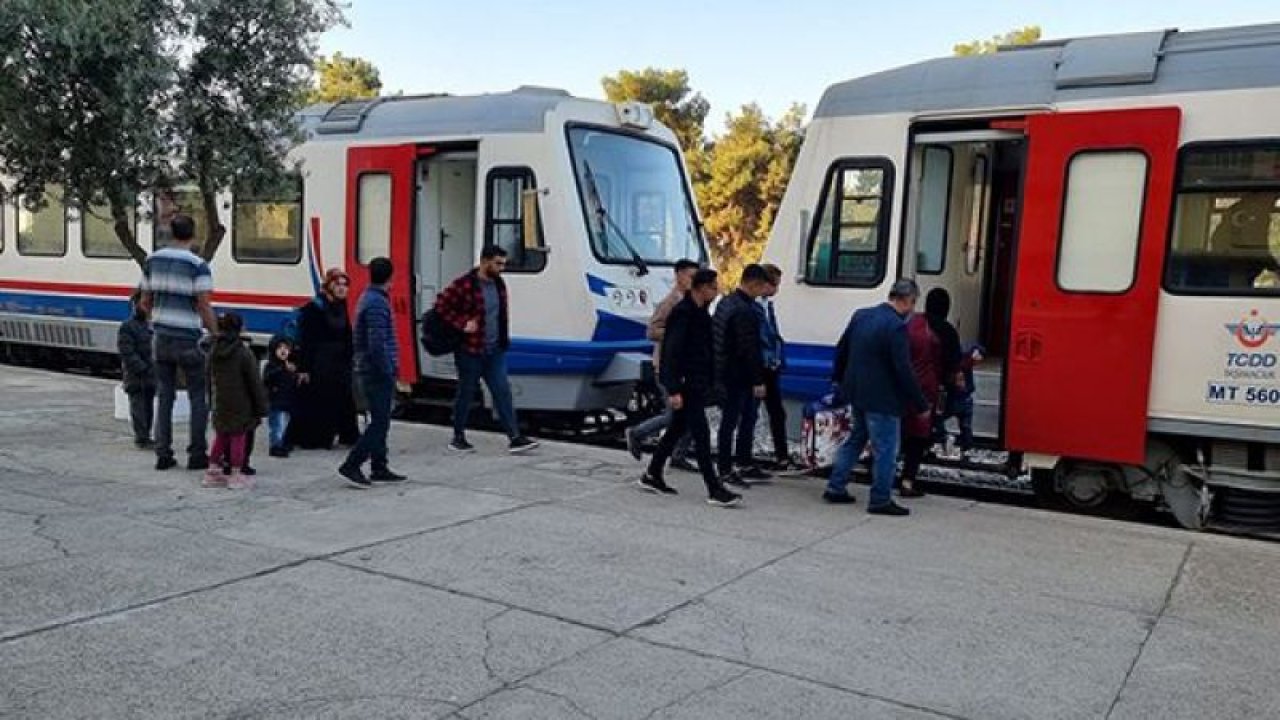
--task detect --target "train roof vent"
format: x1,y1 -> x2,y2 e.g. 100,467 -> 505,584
1055,30 -> 1170,89
316,98 -> 386,135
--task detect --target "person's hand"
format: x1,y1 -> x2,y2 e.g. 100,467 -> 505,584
464,319 -> 479,334
753,384 -> 766,399
298,373 -> 310,384
286,361 -> 297,373
668,393 -> 684,411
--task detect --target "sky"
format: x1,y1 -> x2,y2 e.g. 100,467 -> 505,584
318,1 -> 1279,130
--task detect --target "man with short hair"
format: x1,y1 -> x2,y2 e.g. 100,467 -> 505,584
339,257 -> 407,488
712,263 -> 772,486
625,258 -> 698,468
640,269 -> 741,508
756,264 -> 796,470
824,279 -> 928,516
141,214 -> 217,471
436,245 -> 538,454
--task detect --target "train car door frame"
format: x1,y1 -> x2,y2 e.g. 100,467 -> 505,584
345,143 -> 423,385
1004,107 -> 1181,465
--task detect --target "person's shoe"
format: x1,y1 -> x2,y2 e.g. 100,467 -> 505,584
241,465 -> 257,477
775,458 -> 808,476
898,482 -> 926,498
720,470 -> 750,489
339,463 -> 371,489
625,428 -> 643,461
370,468 -> 408,482
201,467 -> 227,488
509,436 -> 539,454
637,473 -> 678,495
868,501 -> 911,516
707,488 -> 743,508
822,491 -> 857,505
227,470 -> 253,490
156,456 -> 178,471
448,437 -> 476,454
670,457 -> 699,473
187,455 -> 210,471
269,446 -> 290,458
135,438 -> 155,450
738,465 -> 773,481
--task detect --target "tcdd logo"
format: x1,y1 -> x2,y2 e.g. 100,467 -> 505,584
1225,310 -> 1280,350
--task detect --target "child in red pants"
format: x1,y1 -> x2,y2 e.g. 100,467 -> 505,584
204,313 -> 268,489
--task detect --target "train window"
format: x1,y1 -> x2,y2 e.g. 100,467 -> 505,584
805,158 -> 894,287
233,176 -> 303,264
915,147 -> 953,275
82,201 -> 136,259
16,188 -> 67,257
485,167 -> 546,273
1166,143 -> 1280,295
965,154 -> 990,276
356,172 -> 392,264
153,187 -> 208,250
1057,152 -> 1148,293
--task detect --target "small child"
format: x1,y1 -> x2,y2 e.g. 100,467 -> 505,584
205,313 -> 268,489
262,335 -> 299,458
117,291 -> 156,449
938,344 -> 985,456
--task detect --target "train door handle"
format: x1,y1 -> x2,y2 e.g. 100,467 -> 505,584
1014,331 -> 1043,363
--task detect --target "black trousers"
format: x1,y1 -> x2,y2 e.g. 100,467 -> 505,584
902,435 -> 931,483
761,368 -> 789,462
647,390 -> 723,497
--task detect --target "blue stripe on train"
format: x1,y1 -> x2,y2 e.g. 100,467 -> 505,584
0,291 -> 290,336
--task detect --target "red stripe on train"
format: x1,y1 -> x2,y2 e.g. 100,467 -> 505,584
0,279 -> 309,307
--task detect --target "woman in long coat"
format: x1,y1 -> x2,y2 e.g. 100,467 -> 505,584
901,310 -> 943,497
286,269 -> 360,450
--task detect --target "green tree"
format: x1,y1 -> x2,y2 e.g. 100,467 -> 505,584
0,0 -> 179,266
601,68 -> 710,153
954,25 -> 1042,56
175,0 -> 344,260
698,103 -> 806,286
310,51 -> 382,104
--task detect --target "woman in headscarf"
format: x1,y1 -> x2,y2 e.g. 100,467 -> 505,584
286,269 -> 360,450
898,288 -> 959,497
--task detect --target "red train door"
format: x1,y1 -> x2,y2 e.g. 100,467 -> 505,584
345,144 -> 419,384
1004,107 -> 1180,465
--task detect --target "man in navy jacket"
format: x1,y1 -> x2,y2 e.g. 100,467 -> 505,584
824,279 -> 927,515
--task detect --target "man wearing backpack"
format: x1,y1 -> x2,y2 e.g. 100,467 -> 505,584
435,245 -> 538,454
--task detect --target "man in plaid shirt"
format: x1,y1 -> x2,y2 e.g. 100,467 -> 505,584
435,245 -> 538,454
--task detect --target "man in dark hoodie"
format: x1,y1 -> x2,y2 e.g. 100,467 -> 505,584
117,291 -> 156,448
712,263 -> 772,486
640,269 -> 742,508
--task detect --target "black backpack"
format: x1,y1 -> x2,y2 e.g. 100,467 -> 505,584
420,308 -> 463,357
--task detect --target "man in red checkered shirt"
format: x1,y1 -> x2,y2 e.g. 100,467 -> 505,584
435,245 -> 538,454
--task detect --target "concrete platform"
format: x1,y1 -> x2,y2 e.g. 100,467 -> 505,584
2,365 -> 1280,719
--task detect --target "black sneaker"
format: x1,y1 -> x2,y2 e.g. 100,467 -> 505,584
637,473 -> 678,495
707,488 -> 743,508
269,447 -> 290,458
822,491 -> 857,505
448,437 -> 476,453
867,501 -> 911,516
720,470 -> 750,489
241,465 -> 257,477
738,465 -> 773,481
509,436 -> 539,454
339,463 -> 371,489
187,455 -> 210,471
625,429 -> 642,461
370,468 -> 407,482
155,456 -> 178,471
670,457 -> 699,473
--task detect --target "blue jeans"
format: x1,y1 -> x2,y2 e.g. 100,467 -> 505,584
454,350 -> 518,439
344,372 -> 393,471
268,410 -> 291,449
153,334 -> 208,460
827,409 -> 901,508
717,383 -> 759,474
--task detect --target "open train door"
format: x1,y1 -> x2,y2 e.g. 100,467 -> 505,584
1005,107 -> 1180,465
345,144 -> 419,385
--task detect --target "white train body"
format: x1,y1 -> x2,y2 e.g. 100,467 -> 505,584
0,88 -> 707,413
764,24 -> 1280,528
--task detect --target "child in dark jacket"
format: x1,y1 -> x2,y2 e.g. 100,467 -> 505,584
263,336 -> 299,458
936,343 -> 985,456
205,313 -> 268,489
117,292 -> 156,448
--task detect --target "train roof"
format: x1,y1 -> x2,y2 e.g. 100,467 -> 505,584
298,86 -> 580,139
815,22 -> 1280,119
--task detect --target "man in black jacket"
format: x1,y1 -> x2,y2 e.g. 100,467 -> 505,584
712,264 -> 772,485
640,269 -> 741,508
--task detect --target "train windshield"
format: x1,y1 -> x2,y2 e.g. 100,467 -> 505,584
567,127 -> 706,269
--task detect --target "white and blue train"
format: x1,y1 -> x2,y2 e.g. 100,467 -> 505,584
0,87 -> 708,414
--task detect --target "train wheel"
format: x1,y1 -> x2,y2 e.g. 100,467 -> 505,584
1033,461 -> 1138,519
